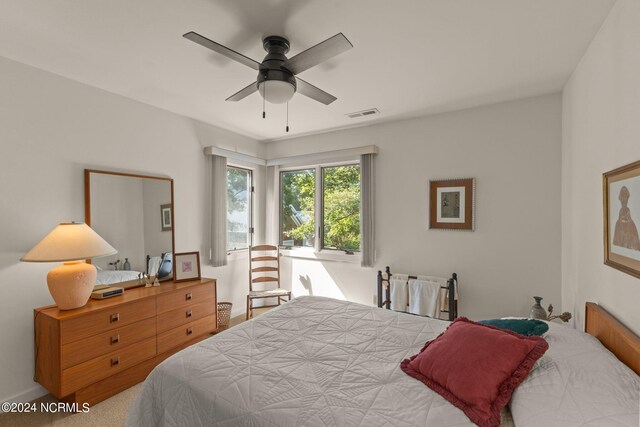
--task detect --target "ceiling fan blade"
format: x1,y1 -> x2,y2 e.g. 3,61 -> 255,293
296,78 -> 337,105
226,82 -> 259,102
283,33 -> 353,75
183,31 -> 260,71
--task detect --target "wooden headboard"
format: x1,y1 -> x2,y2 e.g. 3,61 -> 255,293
585,302 -> 640,375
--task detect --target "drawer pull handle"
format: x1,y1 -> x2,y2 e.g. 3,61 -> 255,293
186,310 -> 192,318
185,293 -> 193,301
186,328 -> 193,336
110,313 -> 120,323
111,357 -> 120,367
111,334 -> 120,345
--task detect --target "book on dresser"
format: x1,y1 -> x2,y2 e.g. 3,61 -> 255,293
33,277 -> 217,406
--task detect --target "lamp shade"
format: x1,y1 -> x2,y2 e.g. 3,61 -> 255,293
21,222 -> 117,262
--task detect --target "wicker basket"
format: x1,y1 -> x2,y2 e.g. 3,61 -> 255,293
217,302 -> 233,331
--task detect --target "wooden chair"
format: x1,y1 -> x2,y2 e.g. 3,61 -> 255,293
246,245 -> 291,320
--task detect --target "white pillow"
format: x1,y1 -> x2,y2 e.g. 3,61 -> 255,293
509,322 -> 640,426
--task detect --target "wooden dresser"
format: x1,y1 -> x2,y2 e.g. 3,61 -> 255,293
34,278 -> 216,405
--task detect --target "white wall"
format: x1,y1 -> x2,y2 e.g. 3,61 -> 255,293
267,94 -> 562,321
0,56 -> 264,403
562,0 -> 640,334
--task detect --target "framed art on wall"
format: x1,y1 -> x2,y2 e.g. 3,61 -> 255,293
429,178 -> 475,230
603,160 -> 640,279
174,251 -> 201,282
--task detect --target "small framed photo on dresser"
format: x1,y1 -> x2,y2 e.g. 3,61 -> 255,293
174,252 -> 201,282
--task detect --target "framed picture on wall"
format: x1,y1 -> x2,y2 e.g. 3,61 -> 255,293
174,251 -> 201,282
429,178 -> 475,230
603,160 -> 640,279
160,203 -> 172,232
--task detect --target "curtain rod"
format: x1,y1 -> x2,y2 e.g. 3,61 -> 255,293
266,145 -> 378,166
203,147 -> 266,166
204,145 -> 378,167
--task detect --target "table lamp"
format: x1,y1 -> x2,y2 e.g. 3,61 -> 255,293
22,222 -> 117,310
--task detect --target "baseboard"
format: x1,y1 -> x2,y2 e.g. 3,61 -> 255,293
0,385 -> 48,410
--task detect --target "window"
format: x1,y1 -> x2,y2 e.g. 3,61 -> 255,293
280,164 -> 360,251
227,166 -> 252,251
322,165 -> 361,251
280,169 -> 315,248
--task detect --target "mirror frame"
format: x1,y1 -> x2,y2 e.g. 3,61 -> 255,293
84,169 -> 175,287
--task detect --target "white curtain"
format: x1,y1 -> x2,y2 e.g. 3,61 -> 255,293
265,165 -> 280,245
210,155 -> 228,267
360,153 -> 375,267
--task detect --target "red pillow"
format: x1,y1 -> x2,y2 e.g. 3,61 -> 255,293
401,317 -> 548,427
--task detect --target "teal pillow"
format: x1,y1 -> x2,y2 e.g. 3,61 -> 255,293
478,318 -> 549,336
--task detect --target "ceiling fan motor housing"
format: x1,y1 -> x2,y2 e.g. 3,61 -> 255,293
257,35 -> 297,102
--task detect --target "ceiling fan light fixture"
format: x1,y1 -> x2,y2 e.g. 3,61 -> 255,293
258,80 -> 295,104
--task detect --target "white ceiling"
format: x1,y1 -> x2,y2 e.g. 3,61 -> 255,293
0,0 -> 615,142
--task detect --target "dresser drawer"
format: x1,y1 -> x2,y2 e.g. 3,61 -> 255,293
60,336 -> 156,396
157,301 -> 216,333
157,315 -> 216,354
156,283 -> 215,314
61,298 -> 156,345
61,317 -> 156,369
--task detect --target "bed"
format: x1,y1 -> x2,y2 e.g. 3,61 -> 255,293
126,297 -> 639,427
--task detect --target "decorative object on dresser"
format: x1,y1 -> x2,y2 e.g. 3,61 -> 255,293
174,252 -> 201,282
429,178 -> 475,230
603,159 -> 640,279
21,222 -> 117,310
34,278 -> 217,406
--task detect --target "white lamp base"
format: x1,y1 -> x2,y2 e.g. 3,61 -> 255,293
47,261 -> 96,310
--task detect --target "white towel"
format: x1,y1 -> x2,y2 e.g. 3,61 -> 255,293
413,275 -> 454,313
148,256 -> 162,276
408,279 -> 441,317
389,278 -> 408,312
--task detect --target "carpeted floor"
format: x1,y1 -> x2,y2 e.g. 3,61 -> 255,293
0,383 -> 141,427
0,309 -> 269,427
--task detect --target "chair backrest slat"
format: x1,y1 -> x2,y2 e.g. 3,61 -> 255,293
248,245 -> 280,292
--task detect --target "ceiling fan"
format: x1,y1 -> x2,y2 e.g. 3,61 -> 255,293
183,31 -> 353,106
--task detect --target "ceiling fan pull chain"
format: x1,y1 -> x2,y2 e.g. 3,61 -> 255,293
286,102 -> 290,133
262,85 -> 266,119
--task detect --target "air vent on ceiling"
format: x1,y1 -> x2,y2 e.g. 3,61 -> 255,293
345,108 -> 380,119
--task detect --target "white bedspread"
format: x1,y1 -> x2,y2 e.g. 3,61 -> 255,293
126,296 -> 516,426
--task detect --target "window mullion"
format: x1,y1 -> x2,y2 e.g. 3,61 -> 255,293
315,165 -> 322,253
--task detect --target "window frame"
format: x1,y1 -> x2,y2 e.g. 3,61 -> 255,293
279,160 -> 361,257
226,164 -> 254,252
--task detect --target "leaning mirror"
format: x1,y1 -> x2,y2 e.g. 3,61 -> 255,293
85,169 -> 175,288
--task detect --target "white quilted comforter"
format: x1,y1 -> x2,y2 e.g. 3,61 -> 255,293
127,296 -> 639,426
126,296 -> 514,426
